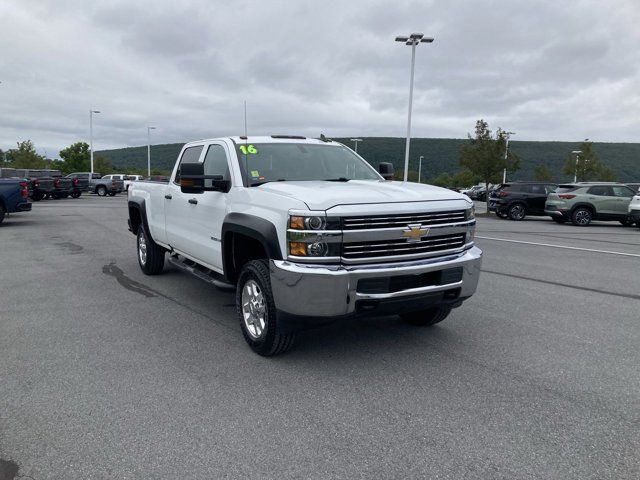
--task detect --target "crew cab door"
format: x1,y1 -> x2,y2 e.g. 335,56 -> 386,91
164,143 -> 230,272
164,144 -> 205,258
184,143 -> 231,271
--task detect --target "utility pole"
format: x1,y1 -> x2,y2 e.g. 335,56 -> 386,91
89,110 -> 100,176
502,131 -> 515,183
395,33 -> 434,182
418,155 -> 424,183
147,126 -> 156,177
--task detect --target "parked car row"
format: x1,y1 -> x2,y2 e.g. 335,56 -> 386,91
0,168 -> 130,200
487,181 -> 640,228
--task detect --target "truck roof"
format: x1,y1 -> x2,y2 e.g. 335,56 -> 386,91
186,135 -> 341,147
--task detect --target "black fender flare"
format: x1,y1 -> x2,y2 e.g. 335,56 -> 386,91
127,197 -> 152,240
221,213 -> 282,277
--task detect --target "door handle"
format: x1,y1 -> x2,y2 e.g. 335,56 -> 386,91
164,194 -> 172,200
188,198 -> 198,205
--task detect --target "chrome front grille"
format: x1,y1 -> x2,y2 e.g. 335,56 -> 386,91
342,210 -> 467,230
342,233 -> 466,261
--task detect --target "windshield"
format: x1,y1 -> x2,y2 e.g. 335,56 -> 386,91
234,143 -> 381,186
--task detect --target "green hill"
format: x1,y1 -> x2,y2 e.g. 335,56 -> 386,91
96,137 -> 640,183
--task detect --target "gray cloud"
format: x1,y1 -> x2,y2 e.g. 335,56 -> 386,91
1,0 -> 639,158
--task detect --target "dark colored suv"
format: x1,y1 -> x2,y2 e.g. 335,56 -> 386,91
489,182 -> 557,220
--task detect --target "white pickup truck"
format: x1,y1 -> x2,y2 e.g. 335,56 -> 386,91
128,135 -> 482,355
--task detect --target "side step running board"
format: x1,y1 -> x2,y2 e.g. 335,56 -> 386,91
167,255 -> 235,291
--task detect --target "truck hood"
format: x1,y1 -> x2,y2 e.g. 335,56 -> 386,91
255,180 -> 470,211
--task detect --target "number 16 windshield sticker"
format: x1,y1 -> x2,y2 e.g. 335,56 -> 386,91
239,145 -> 258,154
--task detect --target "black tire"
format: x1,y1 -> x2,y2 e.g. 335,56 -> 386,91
71,191 -> 81,199
619,219 -> 632,227
571,207 -> 592,226
137,225 -> 165,275
552,217 -> 566,224
507,203 -> 527,221
0,204 -> 5,224
97,186 -> 107,197
108,192 -> 116,197
400,305 -> 452,326
236,259 -> 295,356
495,211 -> 508,219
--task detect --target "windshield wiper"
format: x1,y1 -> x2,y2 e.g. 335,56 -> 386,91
250,179 -> 286,187
324,177 -> 350,182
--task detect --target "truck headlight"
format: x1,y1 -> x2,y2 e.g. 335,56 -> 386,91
466,206 -> 475,220
466,223 -> 476,243
289,215 -> 339,230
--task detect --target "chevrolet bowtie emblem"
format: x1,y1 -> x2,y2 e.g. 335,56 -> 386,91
402,224 -> 429,242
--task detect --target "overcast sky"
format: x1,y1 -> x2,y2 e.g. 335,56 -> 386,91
1,0 -> 639,157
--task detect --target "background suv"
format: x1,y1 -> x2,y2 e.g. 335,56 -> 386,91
489,182 -> 557,220
545,182 -> 636,226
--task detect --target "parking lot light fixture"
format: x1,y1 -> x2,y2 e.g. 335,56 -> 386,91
350,138 -> 363,154
147,126 -> 156,177
502,131 -> 515,183
89,110 -> 100,176
572,150 -> 582,183
395,32 -> 434,182
418,155 -> 424,183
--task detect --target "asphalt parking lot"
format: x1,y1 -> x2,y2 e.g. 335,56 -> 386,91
1,195 -> 638,479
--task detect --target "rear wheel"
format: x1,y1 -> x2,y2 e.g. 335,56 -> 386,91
0,204 -> 5,224
137,225 -> 165,275
236,259 -> 295,356
32,192 -> 43,201
71,191 -> 81,199
619,218 -> 632,227
571,207 -> 592,226
401,305 -> 452,326
508,203 -> 526,221
97,186 -> 107,196
108,192 -> 116,197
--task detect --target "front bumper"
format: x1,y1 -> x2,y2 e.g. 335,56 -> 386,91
270,246 -> 482,323
629,209 -> 640,222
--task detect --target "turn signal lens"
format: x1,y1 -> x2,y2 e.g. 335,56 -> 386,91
289,242 -> 307,256
289,216 -> 305,230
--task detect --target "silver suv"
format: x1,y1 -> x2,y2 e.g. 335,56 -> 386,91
545,182 -> 635,226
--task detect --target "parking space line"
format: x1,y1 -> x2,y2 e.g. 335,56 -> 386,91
476,236 -> 640,258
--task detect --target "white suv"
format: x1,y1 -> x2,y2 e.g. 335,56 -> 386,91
628,186 -> 640,228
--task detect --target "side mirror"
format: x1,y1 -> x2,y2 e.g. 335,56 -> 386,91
378,162 -> 395,181
180,162 -> 231,193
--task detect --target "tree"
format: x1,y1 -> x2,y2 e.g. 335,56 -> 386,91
4,140 -> 47,169
59,142 -> 90,174
452,169 -> 481,187
597,164 -> 617,182
93,155 -> 114,175
562,140 -> 604,182
533,164 -> 554,181
460,120 -> 519,211
430,172 -> 452,187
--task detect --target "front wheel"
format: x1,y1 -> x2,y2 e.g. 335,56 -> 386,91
552,217 -> 566,224
400,305 -> 452,326
97,186 -> 107,196
619,218 -> 632,227
108,192 -> 116,197
508,203 -> 526,221
571,207 -> 592,226
236,259 -> 295,356
495,211 -> 508,219
137,225 -> 165,275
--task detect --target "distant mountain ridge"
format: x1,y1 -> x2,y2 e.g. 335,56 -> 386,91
96,137 -> 640,182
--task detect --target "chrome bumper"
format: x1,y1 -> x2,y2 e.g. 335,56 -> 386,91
270,246 -> 482,318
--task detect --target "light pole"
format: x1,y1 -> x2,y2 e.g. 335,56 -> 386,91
502,131 -> 515,183
418,155 -> 424,183
395,32 -> 434,182
572,150 -> 582,182
147,126 -> 156,177
350,138 -> 363,154
89,110 -> 100,176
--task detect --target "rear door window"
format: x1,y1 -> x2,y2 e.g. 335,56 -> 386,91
587,186 -> 610,196
529,185 -> 546,194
